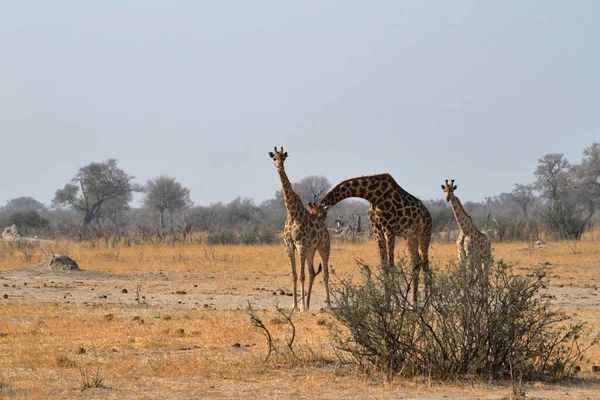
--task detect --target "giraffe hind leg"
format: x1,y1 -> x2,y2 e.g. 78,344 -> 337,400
406,236 -> 421,302
305,248 -> 317,311
418,227 -> 432,298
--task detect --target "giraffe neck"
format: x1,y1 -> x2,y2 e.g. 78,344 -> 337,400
277,167 -> 304,217
319,174 -> 405,207
449,195 -> 475,234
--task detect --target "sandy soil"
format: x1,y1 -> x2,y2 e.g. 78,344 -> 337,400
1,243 -> 600,399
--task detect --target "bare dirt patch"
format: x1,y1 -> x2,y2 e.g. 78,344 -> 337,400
1,239 -> 600,399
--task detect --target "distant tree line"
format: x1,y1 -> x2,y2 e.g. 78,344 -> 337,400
0,142 -> 598,242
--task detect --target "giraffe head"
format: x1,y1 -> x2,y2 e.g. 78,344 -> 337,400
441,179 -> 457,202
268,146 -> 288,170
308,201 -> 330,221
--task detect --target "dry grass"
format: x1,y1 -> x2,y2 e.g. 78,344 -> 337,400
1,234 -> 600,399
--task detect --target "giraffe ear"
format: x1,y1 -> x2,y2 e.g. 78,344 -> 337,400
453,185 -> 458,190
268,152 -> 274,158
441,185 -> 445,190
283,152 -> 288,160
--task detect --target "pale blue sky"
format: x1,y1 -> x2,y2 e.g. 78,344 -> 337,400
1,1 -> 598,207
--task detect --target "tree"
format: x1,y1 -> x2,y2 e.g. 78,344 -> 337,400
100,192 -> 132,227
142,176 -> 192,230
511,183 -> 535,217
292,175 -> 331,205
534,153 -> 570,202
8,210 -> 50,231
3,197 -> 48,213
52,159 -> 140,226
571,142 -> 600,207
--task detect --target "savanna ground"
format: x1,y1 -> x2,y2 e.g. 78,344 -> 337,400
1,233 -> 600,399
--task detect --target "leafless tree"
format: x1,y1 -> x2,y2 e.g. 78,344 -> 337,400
570,142 -> 600,208
534,153 -> 570,202
178,213 -> 198,243
511,183 -> 535,217
142,176 -> 192,232
292,175 -> 331,205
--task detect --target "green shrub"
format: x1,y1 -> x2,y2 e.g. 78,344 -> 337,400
331,259 -> 597,381
234,227 -> 280,245
8,210 -> 50,231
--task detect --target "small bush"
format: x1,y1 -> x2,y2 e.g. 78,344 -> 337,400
238,228 -> 258,245
206,230 -> 238,245
542,200 -> 593,240
14,240 -> 39,262
338,232 -> 367,244
331,259 -> 597,381
256,227 -> 279,245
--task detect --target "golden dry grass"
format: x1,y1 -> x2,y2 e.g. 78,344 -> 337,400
1,235 -> 600,399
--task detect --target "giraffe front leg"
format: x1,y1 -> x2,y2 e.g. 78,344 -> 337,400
373,227 -> 387,266
385,230 -> 396,269
298,248 -> 307,312
285,243 -> 299,311
456,232 -> 466,265
483,243 -> 492,275
318,242 -> 332,309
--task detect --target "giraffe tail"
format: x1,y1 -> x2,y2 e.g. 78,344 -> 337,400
316,263 -> 323,276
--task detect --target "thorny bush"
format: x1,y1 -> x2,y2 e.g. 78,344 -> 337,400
331,259 -> 598,381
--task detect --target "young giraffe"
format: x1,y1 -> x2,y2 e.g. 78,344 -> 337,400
441,179 -> 492,272
311,173 -> 432,301
269,147 -> 331,311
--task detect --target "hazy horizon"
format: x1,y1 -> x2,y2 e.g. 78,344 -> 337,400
2,2 -> 599,208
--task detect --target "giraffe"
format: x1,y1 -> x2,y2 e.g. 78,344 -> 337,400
311,173 -> 432,301
441,179 -> 492,273
269,146 -> 331,311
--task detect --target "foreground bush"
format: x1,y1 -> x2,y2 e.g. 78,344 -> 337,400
332,259 -> 597,381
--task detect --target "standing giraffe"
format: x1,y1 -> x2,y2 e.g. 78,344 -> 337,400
441,179 -> 492,272
269,147 -> 331,311
311,173 -> 432,301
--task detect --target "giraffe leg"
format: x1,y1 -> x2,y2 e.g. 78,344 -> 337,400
285,242 -> 299,311
456,231 -> 466,264
385,230 -> 396,269
373,227 -> 387,266
318,240 -> 332,309
418,226 -> 432,299
483,242 -> 492,275
463,236 -> 473,270
406,236 -> 421,302
305,248 -> 317,311
298,248 -> 307,312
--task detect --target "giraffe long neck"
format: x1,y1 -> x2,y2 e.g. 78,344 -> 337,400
277,167 -> 304,217
319,174 -> 401,207
449,195 -> 475,234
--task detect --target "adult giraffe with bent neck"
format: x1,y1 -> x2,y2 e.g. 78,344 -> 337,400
269,146 -> 331,311
311,173 -> 432,301
441,179 -> 492,272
